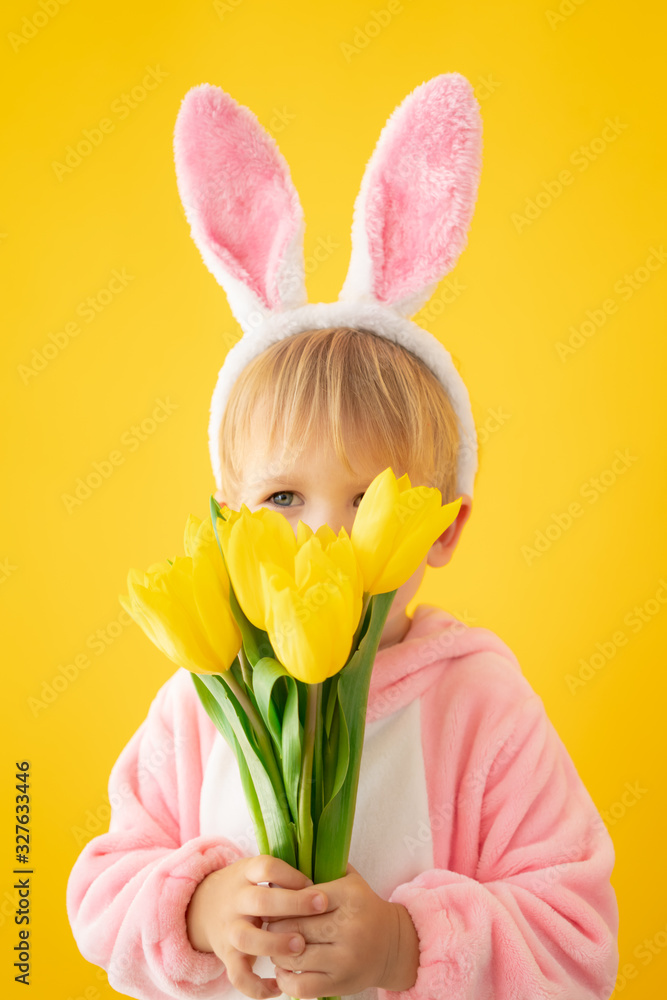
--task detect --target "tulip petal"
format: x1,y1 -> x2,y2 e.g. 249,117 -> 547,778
351,467 -> 464,595
217,506 -> 297,630
351,468 -> 400,591
183,514 -> 203,558
191,549 -> 242,670
296,520 -> 314,546
260,563 -> 355,684
374,495 -> 462,593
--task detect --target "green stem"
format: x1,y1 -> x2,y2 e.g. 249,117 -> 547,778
314,590 -> 397,885
220,661 -> 263,733
233,744 -> 270,856
297,681 -> 321,880
238,644 -> 253,690
190,673 -> 270,856
350,591 -> 372,654
313,681 -> 324,837
220,666 -> 289,821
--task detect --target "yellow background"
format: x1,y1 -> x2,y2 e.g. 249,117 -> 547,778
2,0 -> 665,997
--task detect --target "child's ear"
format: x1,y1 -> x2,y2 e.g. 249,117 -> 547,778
427,495 -> 472,569
213,488 -> 226,506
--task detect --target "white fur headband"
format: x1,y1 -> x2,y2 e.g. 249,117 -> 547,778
173,73 -> 483,498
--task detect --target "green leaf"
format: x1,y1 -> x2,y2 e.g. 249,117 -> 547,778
323,700 -> 339,805
252,659 -> 303,828
230,657 -> 246,689
196,671 -> 296,866
282,679 -> 302,821
323,674 -> 339,737
296,681 -> 321,880
320,680 -> 350,810
190,673 -> 269,855
329,693 -> 350,805
313,683 -> 324,834
273,675 -> 288,716
314,590 -> 396,883
253,657 -> 288,756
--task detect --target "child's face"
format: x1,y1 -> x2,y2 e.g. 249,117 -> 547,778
216,435 -> 470,650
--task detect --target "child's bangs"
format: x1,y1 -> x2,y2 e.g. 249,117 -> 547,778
218,327 -> 461,505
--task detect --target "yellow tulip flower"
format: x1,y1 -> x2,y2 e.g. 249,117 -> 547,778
217,505 -> 364,626
351,468 -> 463,595
259,530 -> 363,684
214,504 -> 298,630
294,521 -> 363,602
119,515 -> 241,674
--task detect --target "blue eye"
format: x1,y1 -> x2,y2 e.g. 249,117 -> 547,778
265,492 -> 365,509
267,491 -> 295,507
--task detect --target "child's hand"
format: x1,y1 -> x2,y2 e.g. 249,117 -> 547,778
185,855 -> 328,1000
266,863 -> 420,998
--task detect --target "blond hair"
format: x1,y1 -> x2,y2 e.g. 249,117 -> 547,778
218,326 -> 462,506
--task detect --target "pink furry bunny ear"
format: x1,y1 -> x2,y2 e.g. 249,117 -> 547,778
338,73 -> 482,317
173,83 -> 307,331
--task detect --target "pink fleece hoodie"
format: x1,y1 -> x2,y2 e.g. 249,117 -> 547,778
66,605 -> 619,1000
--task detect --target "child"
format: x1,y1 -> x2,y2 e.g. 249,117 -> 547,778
67,75 -> 619,1000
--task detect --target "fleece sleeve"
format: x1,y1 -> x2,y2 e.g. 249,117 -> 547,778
66,669 -> 245,1000
384,662 -> 619,1000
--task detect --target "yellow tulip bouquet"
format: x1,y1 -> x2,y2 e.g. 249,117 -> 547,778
120,468 -> 461,995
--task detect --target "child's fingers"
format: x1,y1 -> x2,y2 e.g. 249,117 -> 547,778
245,855 -> 314,891
224,950 -> 280,1000
275,966 -> 335,999
240,883 -> 328,920
265,916 -> 333,943
270,942 -> 333,975
228,918 -> 306,961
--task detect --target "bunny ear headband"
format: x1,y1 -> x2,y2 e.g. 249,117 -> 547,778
173,72 -> 483,498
